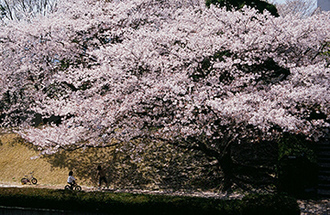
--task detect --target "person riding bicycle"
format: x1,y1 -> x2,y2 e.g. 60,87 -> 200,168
67,170 -> 76,189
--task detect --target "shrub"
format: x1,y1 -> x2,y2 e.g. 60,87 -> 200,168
0,187 -> 299,215
277,133 -> 318,197
242,193 -> 300,215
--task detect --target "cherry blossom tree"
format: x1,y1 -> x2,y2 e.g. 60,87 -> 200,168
0,0 -> 329,189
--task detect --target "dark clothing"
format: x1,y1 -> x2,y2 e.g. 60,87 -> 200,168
99,176 -> 107,185
97,168 -> 108,187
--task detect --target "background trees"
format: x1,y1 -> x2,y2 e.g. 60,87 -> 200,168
275,0 -> 316,18
0,0 -> 57,21
206,0 -> 279,16
0,0 -> 329,190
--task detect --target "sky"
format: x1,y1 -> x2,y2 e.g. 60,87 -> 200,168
272,0 -> 286,3
271,0 -> 317,4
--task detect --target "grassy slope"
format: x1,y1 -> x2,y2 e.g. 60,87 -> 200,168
0,133 -> 301,215
0,133 -> 69,186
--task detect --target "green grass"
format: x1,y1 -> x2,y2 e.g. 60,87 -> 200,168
0,187 -> 300,215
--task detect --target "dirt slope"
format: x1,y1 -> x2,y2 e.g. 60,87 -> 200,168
0,133 -> 69,186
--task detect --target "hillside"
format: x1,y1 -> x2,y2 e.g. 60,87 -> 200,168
0,132 -> 70,186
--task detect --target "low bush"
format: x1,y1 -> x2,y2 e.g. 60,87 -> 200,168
277,133 -> 318,198
242,193 -> 300,215
0,188 -> 299,215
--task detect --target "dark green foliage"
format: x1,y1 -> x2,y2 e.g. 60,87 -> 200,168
277,133 -> 318,198
278,133 -> 317,163
320,42 -> 330,66
0,187 -> 299,215
206,0 -> 279,17
235,58 -> 290,84
242,193 -> 300,215
0,4 -> 6,18
230,140 -> 278,188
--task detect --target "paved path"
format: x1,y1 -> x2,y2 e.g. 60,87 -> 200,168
298,199 -> 330,215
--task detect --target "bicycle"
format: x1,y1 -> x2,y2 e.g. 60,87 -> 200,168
65,183 -> 82,191
21,171 -> 38,185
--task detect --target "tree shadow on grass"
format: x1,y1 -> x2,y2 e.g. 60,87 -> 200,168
43,147 -> 115,186
42,141 -> 220,190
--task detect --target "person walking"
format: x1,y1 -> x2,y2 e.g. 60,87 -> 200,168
96,165 -> 108,189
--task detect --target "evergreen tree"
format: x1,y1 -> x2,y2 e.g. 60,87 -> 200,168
206,0 -> 279,16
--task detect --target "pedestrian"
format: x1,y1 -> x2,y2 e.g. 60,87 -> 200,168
96,165 -> 108,189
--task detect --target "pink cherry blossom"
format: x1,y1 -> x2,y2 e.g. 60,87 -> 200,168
0,0 -> 329,157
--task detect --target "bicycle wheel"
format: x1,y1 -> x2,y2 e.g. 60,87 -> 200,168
31,178 -> 37,184
65,185 -> 71,190
74,185 -> 82,191
21,178 -> 28,185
